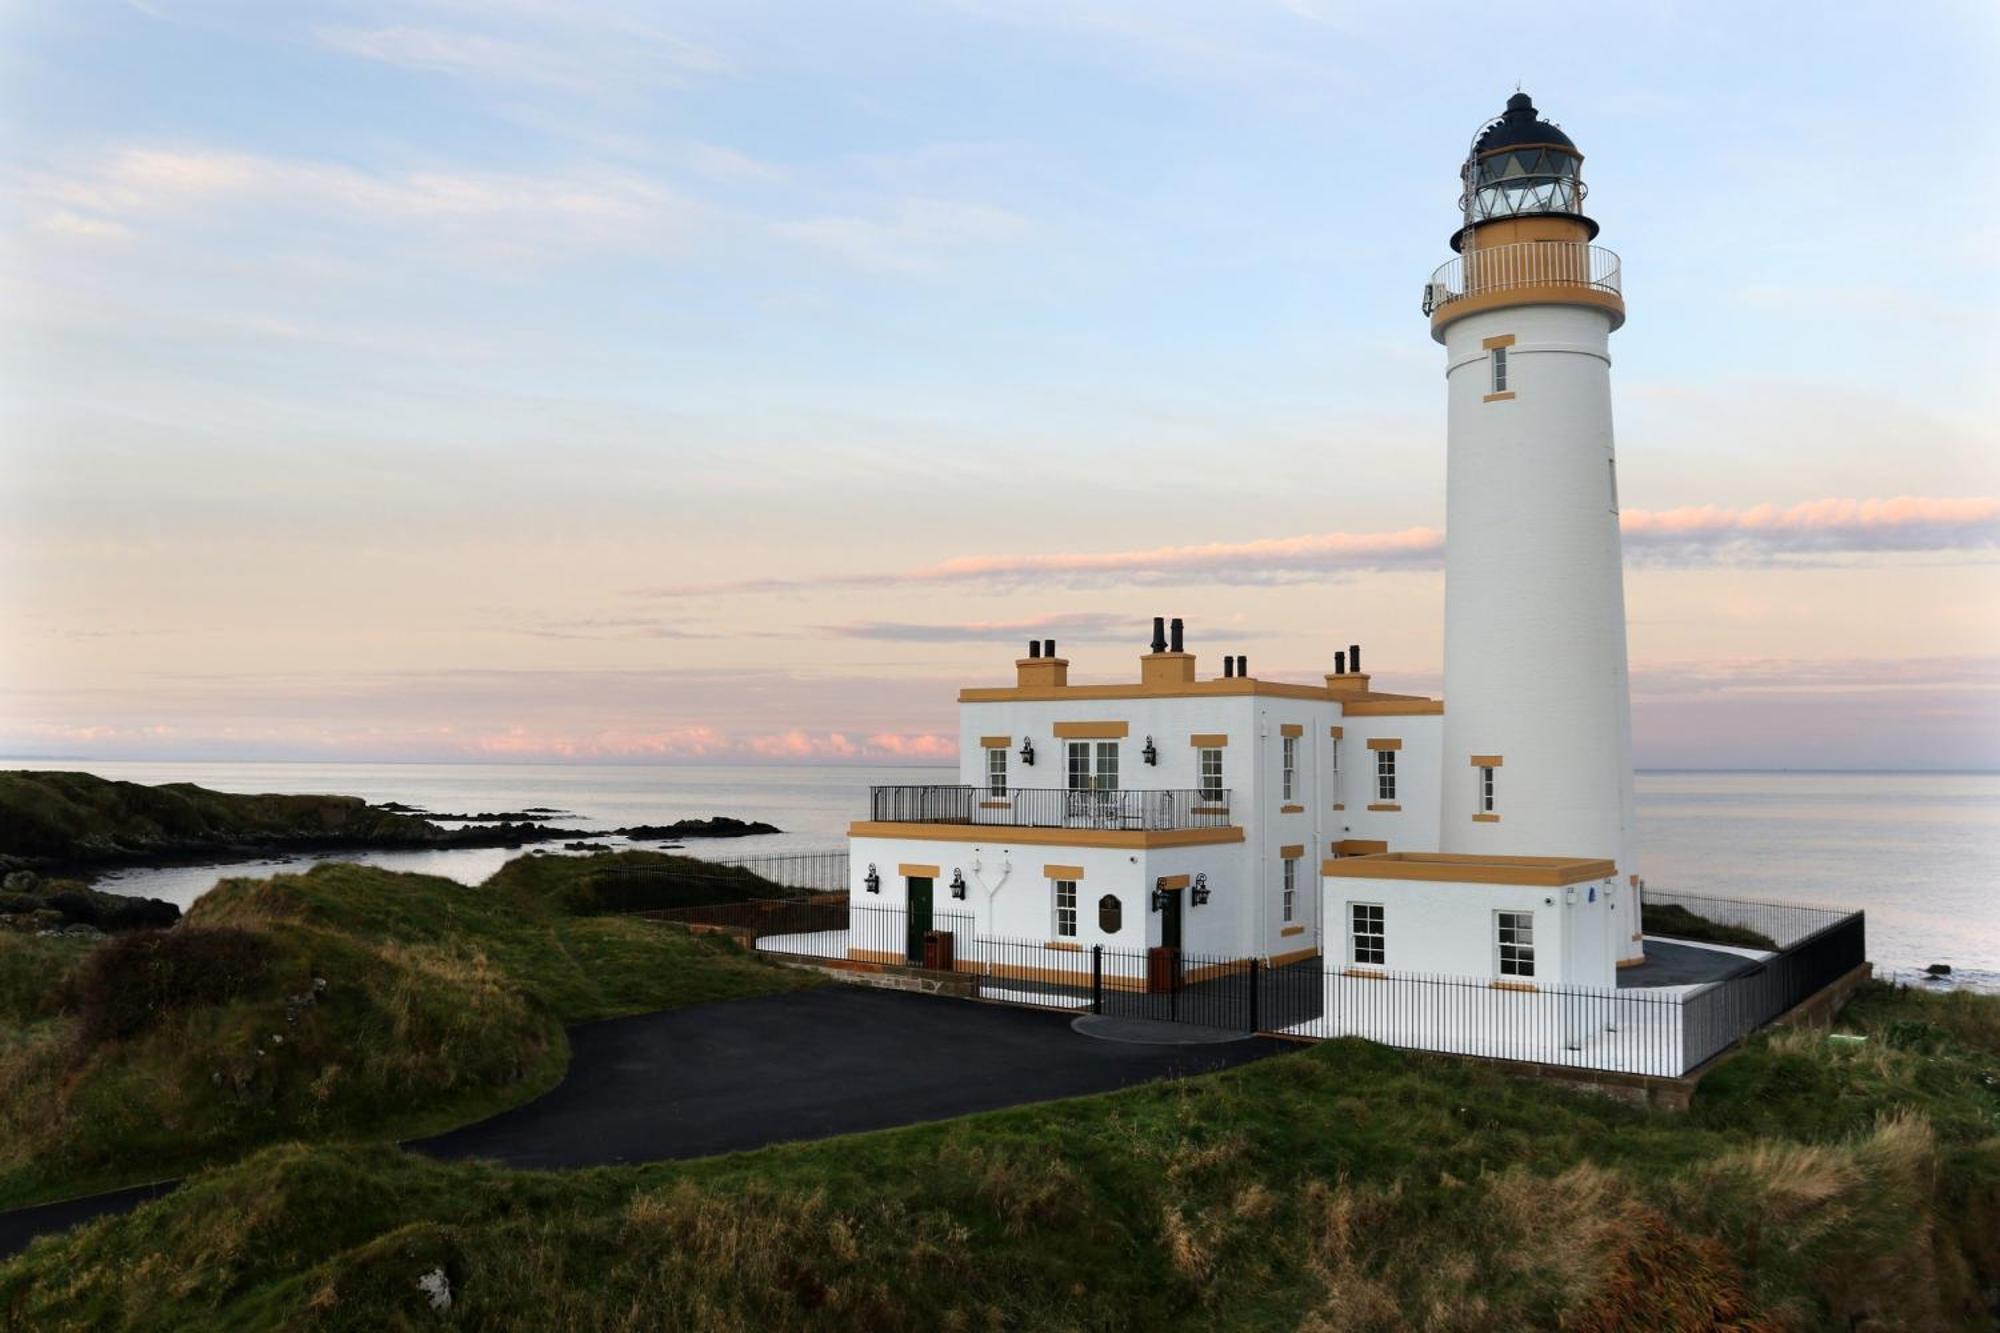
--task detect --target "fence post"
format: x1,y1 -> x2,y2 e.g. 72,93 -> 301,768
1092,945 -> 1103,1015
1248,957 -> 1260,1034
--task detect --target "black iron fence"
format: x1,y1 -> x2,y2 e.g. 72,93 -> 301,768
1644,887 -> 1851,951
1679,907 -> 1867,1072
866,785 -> 1231,831
646,890 -> 1866,1078
703,849 -> 850,893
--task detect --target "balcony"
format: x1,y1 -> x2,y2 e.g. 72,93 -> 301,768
867,785 -> 1232,832
1423,240 -> 1623,334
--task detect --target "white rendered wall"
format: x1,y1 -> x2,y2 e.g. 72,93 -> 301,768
1437,303 -> 1641,961
1318,871 -> 1617,987
1332,714 -> 1443,854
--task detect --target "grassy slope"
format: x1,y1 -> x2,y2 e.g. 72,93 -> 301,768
0,855 -> 817,1209
3,982 -> 1995,1332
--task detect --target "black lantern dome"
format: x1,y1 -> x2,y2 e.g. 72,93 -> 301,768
1452,92 -> 1597,251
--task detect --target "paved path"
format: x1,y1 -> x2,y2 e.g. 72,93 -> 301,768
415,987 -> 1285,1168
1,987 -> 1283,1257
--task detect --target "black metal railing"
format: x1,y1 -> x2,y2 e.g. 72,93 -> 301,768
866,785 -> 1232,831
1679,909 -> 1867,1072
1643,887 -> 1851,951
647,888 -> 1866,1078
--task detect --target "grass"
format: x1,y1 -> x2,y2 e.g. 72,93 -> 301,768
0,854 -> 818,1209
1,981 -> 1995,1330
1643,902 -> 1780,952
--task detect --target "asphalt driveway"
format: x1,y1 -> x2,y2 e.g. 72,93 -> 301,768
2,986 -> 1284,1258
414,985 -> 1287,1168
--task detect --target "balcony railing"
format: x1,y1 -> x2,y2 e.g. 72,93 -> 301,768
867,785 -> 1232,832
1423,241 -> 1621,315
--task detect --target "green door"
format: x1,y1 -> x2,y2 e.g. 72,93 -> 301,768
1160,888 -> 1183,951
906,878 -> 933,963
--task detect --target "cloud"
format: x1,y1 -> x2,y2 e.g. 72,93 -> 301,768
822,611 -> 1175,644
31,210 -> 135,242
769,198 -> 1031,273
311,14 -> 727,91
634,496 -> 2000,599
22,146 -> 694,255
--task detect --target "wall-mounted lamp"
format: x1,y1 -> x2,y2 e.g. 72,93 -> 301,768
863,863 -> 881,895
1191,873 -> 1210,907
1150,877 -> 1168,913
1019,737 -> 1035,767
1142,735 -> 1158,766
949,868 -> 967,900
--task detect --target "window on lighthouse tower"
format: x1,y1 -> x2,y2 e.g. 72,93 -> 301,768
1490,345 -> 1508,393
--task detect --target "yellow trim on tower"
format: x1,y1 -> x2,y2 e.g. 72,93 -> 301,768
1321,851 -> 1616,887
1481,333 -> 1517,349
1482,390 -> 1517,402
1472,813 -> 1501,823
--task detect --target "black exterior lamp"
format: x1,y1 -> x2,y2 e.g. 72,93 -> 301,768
1019,737 -> 1035,767
949,868 -> 967,900
1150,878 -> 1168,913
1142,735 -> 1158,766
863,863 -> 881,895
1191,873 -> 1211,907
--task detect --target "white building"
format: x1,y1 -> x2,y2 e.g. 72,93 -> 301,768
845,91 -> 1644,997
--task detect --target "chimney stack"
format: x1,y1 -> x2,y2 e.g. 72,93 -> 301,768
1349,643 -> 1362,673
1327,642 -> 1372,695
1334,650 -> 1347,675
1235,654 -> 1248,678
1169,617 -> 1184,653
1044,638 -> 1056,659
1223,656 -> 1235,678
1150,616 -> 1167,654
1028,640 -> 1041,659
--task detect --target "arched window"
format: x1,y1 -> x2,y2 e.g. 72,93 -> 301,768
1098,894 -> 1123,934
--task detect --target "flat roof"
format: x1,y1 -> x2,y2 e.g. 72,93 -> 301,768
1321,851 -> 1617,888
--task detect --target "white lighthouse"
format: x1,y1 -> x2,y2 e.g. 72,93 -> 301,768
1426,93 -> 1644,965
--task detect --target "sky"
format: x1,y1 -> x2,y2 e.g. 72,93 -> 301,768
2,0 -> 1997,769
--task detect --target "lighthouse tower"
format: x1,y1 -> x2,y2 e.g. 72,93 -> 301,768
1426,93 -> 1644,965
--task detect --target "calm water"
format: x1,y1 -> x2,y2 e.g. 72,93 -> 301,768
7,760 -> 1995,988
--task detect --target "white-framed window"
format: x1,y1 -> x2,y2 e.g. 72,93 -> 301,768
1375,748 -> 1397,802
1330,737 -> 1341,788
1281,735 -> 1298,802
1053,879 -> 1078,938
1282,857 -> 1297,923
1496,910 -> 1535,977
1479,765 -> 1496,814
1350,903 -> 1384,966
1066,741 -> 1119,792
986,745 -> 1008,797
1491,345 -> 1509,393
1198,747 -> 1224,801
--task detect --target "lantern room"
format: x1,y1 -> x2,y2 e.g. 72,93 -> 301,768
1452,92 -> 1598,250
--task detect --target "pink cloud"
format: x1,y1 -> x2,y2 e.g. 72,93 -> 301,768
635,495 -> 1997,598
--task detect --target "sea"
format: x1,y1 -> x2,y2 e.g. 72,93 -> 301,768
6,760 -> 1995,991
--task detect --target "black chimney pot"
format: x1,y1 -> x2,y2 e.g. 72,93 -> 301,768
1150,616 -> 1167,654
1028,640 -> 1041,658
1235,654 -> 1247,677
1043,639 -> 1056,659
1169,617 -> 1184,653
1349,643 -> 1361,673
1222,657 -> 1234,678
1335,650 -> 1347,674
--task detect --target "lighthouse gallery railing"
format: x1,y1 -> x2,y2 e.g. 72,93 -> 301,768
1423,241 -> 1621,315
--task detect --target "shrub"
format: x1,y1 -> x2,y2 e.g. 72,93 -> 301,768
77,926 -> 272,1045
